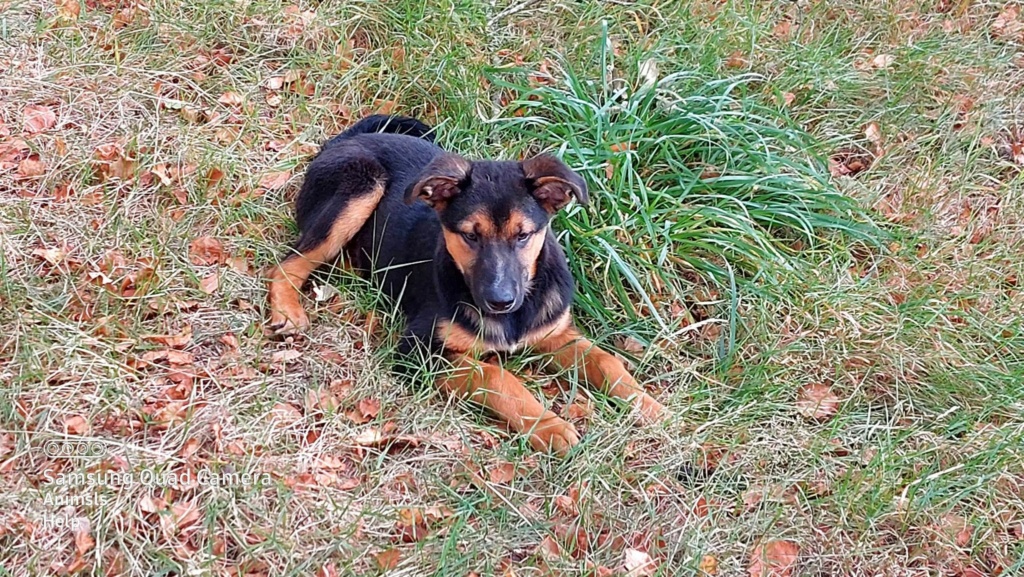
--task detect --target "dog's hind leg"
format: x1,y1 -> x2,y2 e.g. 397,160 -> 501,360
267,155 -> 385,336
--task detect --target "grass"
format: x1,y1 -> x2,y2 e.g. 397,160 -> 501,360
1,0 -> 1023,575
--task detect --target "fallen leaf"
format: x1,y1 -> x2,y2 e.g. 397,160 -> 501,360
373,549 -> 401,570
17,155 -> 46,178
357,398 -> 381,420
180,438 -> 201,459
488,462 -> 516,484
617,336 -> 646,354
56,0 -> 81,21
796,384 -> 840,421
638,58 -> 659,87
270,349 -> 302,364
725,51 -> 749,69
199,272 -> 219,294
64,415 -> 90,435
143,326 -> 192,348
940,514 -> 973,547
748,540 -> 799,577
266,76 -> 285,90
73,519 -> 94,555
871,54 -> 895,69
189,236 -> 225,266
864,122 -> 882,149
623,548 -> 657,577
23,104 -> 57,134
93,143 -> 136,181
270,403 -> 302,427
538,535 -> 562,560
992,6 -> 1024,40
773,20 -> 792,40
305,389 -> 340,412
217,91 -> 243,106
699,554 -> 718,575
259,170 -> 291,190
32,246 -> 68,266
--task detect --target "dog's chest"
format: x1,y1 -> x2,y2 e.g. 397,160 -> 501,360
436,310 -> 570,355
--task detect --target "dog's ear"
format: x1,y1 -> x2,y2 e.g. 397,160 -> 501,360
406,154 -> 472,208
522,154 -> 589,213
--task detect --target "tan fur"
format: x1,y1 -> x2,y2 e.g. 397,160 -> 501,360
267,183 -> 385,335
534,327 -> 665,422
441,229 -> 476,275
439,353 -> 580,456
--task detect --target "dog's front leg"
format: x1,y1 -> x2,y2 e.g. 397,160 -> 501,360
535,328 -> 665,423
439,354 -> 580,456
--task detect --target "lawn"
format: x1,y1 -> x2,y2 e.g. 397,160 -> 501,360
1,0 -> 1023,575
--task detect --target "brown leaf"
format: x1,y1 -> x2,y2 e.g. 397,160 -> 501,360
64,415 -> 90,435
73,520 -> 94,555
748,540 -> 799,577
725,51 -> 749,69
373,549 -> 401,570
199,272 -> 219,294
180,438 -> 201,459
23,104 -> 57,134
538,535 -> 562,560
351,428 -> 422,451
623,548 -> 657,577
217,91 -> 244,106
305,389 -> 340,412
17,155 -> 46,178
940,514 -> 973,547
93,143 -> 136,181
357,398 -> 381,420
617,335 -> 646,354
871,54 -> 895,69
32,246 -> 68,266
189,236 -> 225,266
270,403 -> 302,427
57,0 -> 81,21
992,6 -> 1024,40
270,349 -> 302,364
226,255 -> 251,274
699,554 -> 719,575
864,122 -> 882,149
142,326 -> 192,348
266,76 -> 285,90
259,170 -> 291,190
795,384 -> 840,421
488,462 -> 516,484
773,20 -> 792,40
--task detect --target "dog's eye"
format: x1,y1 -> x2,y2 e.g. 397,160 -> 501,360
516,231 -> 531,243
462,231 -> 478,243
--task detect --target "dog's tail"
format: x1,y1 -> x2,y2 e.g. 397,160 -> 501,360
328,114 -> 435,146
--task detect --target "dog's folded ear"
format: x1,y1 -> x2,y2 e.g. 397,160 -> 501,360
522,154 -> 589,213
406,154 -> 472,208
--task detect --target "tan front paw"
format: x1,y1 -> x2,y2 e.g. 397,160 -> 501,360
528,412 -> 581,456
268,305 -> 309,336
634,393 -> 666,424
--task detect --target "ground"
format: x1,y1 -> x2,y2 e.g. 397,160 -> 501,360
1,0 -> 1023,575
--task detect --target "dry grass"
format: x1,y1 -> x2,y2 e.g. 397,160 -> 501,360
1,0 -> 1023,575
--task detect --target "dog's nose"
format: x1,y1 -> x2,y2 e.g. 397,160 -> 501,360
485,298 -> 515,313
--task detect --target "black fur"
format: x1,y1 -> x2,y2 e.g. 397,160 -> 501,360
292,114 -> 577,357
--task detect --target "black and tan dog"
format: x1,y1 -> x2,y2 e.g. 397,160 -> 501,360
267,115 -> 664,455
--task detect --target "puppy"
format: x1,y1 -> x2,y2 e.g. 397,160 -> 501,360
268,115 -> 664,454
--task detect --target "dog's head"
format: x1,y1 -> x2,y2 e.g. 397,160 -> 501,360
406,153 -> 588,315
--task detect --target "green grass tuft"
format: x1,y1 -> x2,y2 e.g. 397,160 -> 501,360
491,25 -> 881,336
